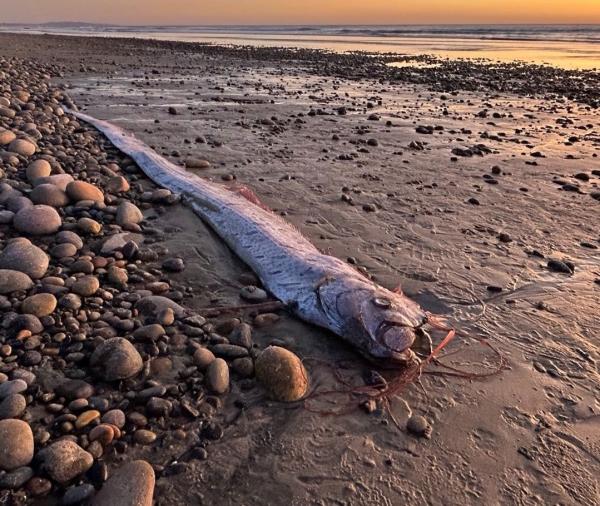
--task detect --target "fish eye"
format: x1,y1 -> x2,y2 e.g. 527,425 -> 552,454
372,297 -> 391,309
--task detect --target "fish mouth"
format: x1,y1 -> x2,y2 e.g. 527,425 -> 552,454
374,320 -> 416,356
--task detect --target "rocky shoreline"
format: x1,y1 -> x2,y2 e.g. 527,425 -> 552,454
0,55 -> 310,504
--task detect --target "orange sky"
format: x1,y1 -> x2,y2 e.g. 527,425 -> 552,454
3,0 -> 600,25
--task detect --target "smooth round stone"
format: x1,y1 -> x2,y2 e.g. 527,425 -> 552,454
56,231 -> 83,250
61,483 -> 96,505
255,346 -> 309,402
0,238 -> 49,279
115,201 -> 143,226
0,129 -> 16,146
34,174 -> 74,191
77,217 -> 102,234
193,347 -> 215,370
240,285 -> 268,302
0,466 -> 34,489
26,159 -> 51,182
71,275 -> 99,297
89,424 -> 115,446
30,184 -> 69,207
38,440 -> 93,483
133,430 -> 156,445
75,410 -> 101,429
132,324 -> 164,341
91,460 -> 155,506
59,293 -> 82,310
106,176 -> 130,193
66,181 -> 104,203
0,394 -> 27,419
107,265 -> 127,286
8,139 -> 36,157
21,293 -> 57,317
162,257 -> 185,272
51,242 -> 78,258
101,409 -> 126,428
90,337 -> 143,381
14,205 -> 62,235
6,196 -> 33,213
0,210 -> 14,224
56,380 -> 94,400
185,158 -> 211,169
232,357 -> 254,378
0,380 -> 28,399
0,269 -> 33,294
206,358 -> 229,395
135,296 -> 185,323
0,106 -> 15,119
0,419 -> 34,470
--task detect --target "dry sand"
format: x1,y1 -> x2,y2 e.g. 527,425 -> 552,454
2,33 -> 599,505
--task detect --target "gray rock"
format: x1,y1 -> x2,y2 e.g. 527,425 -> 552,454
13,205 -> 62,235
30,184 -> 69,207
115,201 -> 143,226
0,419 -> 34,471
0,238 -> 49,279
0,466 -> 34,489
90,338 -> 143,381
91,460 -> 155,506
0,270 -> 33,294
38,440 -> 93,483
0,380 -> 28,400
0,394 -> 27,419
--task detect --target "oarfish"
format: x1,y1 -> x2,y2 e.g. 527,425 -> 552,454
69,109 -> 428,362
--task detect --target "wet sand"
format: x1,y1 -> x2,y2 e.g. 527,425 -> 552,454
2,33 -> 600,505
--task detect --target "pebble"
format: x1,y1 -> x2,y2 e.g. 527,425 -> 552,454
8,138 -> 36,157
116,201 -> 143,226
255,346 -> 309,401
0,394 -> 27,420
0,238 -> 49,279
135,296 -> 185,323
162,257 -> 185,272
21,293 -> 57,316
77,217 -> 103,234
0,269 -> 33,294
206,358 -> 230,394
91,460 -> 155,506
101,409 -> 126,428
26,159 -> 52,182
34,173 -> 74,191
0,466 -> 34,489
30,183 -> 69,207
90,337 -> 143,381
193,347 -> 216,370
133,324 -> 165,341
38,440 -> 94,483
133,430 -> 157,445
71,275 -> 100,296
61,483 -> 96,505
75,410 -> 101,429
66,181 -> 104,203
0,419 -> 34,470
56,379 -> 94,400
14,205 -> 62,235
0,129 -> 16,145
0,380 -> 28,399
106,176 -> 130,193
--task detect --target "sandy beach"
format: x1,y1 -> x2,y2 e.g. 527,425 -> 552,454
0,32 -> 599,505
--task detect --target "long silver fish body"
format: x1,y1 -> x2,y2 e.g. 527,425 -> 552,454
69,109 -> 428,361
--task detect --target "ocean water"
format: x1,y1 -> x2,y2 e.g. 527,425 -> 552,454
2,23 -> 600,70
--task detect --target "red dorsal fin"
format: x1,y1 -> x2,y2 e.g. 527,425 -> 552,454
228,184 -> 272,212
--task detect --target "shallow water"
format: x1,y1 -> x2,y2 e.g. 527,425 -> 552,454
4,25 -> 600,70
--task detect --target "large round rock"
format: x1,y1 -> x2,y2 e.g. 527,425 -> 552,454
90,338 -> 143,381
115,201 -> 143,226
38,440 -> 93,483
66,181 -> 104,203
21,293 -> 57,316
30,184 -> 69,207
26,159 -> 51,182
255,346 -> 309,402
0,238 -> 49,279
0,419 -> 34,471
0,270 -> 33,294
13,205 -> 61,235
8,139 -> 36,157
92,460 -> 155,506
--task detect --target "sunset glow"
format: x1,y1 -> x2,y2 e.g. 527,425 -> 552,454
3,0 -> 600,25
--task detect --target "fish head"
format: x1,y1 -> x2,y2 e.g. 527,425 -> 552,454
319,279 -> 426,362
